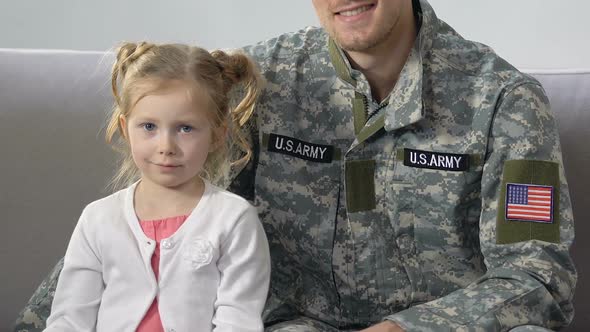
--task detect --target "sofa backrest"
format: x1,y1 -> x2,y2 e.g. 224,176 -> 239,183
532,71 -> 590,331
0,49 -> 117,331
1,49 -> 588,330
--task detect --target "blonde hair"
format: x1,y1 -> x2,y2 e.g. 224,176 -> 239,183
105,42 -> 261,190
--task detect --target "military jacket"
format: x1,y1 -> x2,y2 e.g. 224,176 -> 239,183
232,0 -> 576,330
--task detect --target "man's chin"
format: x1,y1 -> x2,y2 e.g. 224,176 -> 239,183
334,33 -> 381,53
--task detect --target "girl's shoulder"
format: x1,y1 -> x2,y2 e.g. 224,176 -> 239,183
80,185 -> 132,222
200,183 -> 263,240
202,182 -> 259,229
206,182 -> 253,211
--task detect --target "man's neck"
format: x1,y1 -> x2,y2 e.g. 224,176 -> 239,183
345,6 -> 417,103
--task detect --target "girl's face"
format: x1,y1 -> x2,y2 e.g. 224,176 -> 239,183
122,83 -> 217,191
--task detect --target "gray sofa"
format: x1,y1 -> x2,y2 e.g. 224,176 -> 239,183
1,49 -> 588,331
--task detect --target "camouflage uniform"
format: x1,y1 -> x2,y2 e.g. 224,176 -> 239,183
14,0 -> 576,331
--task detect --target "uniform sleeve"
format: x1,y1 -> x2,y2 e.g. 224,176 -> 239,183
43,209 -> 104,332
387,83 -> 577,331
212,205 -> 271,332
13,258 -> 64,332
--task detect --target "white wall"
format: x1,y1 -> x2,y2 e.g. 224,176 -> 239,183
1,1 -> 588,70
0,1 -> 319,50
428,0 -> 590,71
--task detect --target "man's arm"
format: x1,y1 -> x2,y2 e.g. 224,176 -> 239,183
13,258 -> 64,332
386,82 -> 577,331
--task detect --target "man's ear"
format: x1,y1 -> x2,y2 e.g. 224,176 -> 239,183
118,115 -> 128,139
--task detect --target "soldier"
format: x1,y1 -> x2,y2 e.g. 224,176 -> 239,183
15,0 -> 576,331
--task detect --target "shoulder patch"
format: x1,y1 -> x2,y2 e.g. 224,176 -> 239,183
497,160 -> 560,244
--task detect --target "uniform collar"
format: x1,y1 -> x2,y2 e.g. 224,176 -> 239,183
328,0 -> 440,131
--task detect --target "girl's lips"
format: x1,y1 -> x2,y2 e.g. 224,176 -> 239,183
155,164 -> 182,173
151,162 -> 182,171
150,160 -> 181,167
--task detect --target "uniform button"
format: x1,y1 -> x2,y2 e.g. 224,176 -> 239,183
161,239 -> 174,250
396,234 -> 416,255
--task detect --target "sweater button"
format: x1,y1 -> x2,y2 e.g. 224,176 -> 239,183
161,239 -> 174,249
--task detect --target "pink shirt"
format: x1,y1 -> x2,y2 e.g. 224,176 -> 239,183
136,215 -> 188,332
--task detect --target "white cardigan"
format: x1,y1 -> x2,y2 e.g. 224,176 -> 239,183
44,181 -> 270,332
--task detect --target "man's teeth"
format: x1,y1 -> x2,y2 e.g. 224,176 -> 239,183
339,5 -> 372,17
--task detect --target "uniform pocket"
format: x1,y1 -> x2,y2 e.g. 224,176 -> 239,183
411,166 -> 483,297
386,157 -> 417,235
345,159 -> 376,213
257,133 -> 342,310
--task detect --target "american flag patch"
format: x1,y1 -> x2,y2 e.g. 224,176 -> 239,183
506,183 -> 554,223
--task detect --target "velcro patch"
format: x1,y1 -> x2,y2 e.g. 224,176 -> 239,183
267,133 -> 334,163
403,148 -> 469,171
506,183 -> 554,223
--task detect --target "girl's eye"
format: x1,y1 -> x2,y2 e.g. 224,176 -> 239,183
180,125 -> 193,133
142,123 -> 156,131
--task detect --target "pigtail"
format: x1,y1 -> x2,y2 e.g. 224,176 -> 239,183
107,42 -> 155,139
105,42 -> 155,191
211,50 -> 262,168
111,42 -> 155,107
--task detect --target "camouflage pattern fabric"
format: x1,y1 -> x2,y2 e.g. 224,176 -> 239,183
14,258 -> 63,332
14,0 -> 576,331
235,0 -> 576,330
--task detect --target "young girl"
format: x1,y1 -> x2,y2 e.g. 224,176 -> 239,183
43,42 -> 270,332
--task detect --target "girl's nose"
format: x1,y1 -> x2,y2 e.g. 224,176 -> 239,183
158,134 -> 177,155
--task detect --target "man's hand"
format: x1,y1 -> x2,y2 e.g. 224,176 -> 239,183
360,320 -> 405,332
